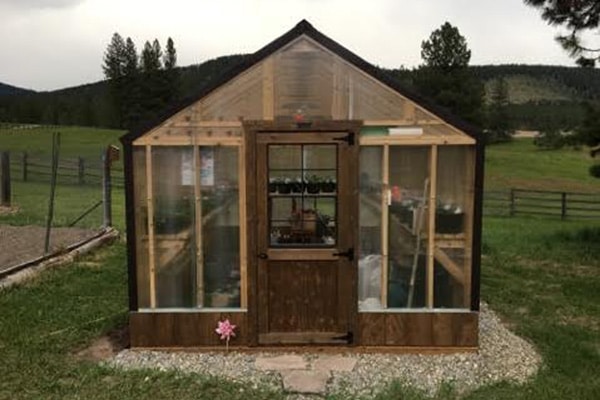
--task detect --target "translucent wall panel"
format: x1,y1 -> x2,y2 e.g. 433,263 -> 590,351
201,147 -> 241,308
133,147 -> 150,308
434,146 -> 474,309
388,147 -> 430,308
274,38 -> 334,120
152,147 -> 196,308
358,147 -> 383,310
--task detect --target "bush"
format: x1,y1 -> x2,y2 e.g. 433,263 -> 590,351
533,129 -> 566,149
589,163 -> 600,178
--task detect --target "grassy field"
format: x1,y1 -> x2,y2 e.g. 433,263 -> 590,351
0,128 -> 599,398
485,138 -> 598,192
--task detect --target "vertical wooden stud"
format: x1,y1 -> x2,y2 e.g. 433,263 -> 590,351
381,145 -> 389,308
427,145 -> 438,308
194,144 -> 204,307
238,144 -> 248,308
262,58 -> 274,120
145,145 -> 157,308
463,147 -> 475,307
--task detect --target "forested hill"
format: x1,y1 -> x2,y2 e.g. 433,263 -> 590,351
0,82 -> 34,97
470,64 -> 600,102
1,59 -> 599,130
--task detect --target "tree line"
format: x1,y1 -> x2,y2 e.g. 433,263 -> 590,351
102,33 -> 179,129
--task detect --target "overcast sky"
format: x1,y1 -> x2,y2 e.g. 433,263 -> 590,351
0,0 -> 580,92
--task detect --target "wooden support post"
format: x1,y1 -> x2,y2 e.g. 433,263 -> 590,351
21,151 -> 28,182
194,145 -> 204,307
561,192 -> 567,220
381,145 -> 389,308
427,145 -> 438,308
78,157 -> 85,185
145,145 -> 157,308
102,149 -> 112,227
1,152 -> 10,207
238,144 -> 248,309
44,133 -> 60,254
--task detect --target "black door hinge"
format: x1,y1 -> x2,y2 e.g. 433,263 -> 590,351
332,331 -> 354,344
334,132 -> 355,146
333,247 -> 354,261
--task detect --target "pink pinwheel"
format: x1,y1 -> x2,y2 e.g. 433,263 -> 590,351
215,319 -> 236,351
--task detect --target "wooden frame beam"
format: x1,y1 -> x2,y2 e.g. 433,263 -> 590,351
145,145 -> 157,308
381,145 -> 389,308
427,145 -> 438,308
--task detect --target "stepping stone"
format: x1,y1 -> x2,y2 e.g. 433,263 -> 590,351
313,355 -> 357,372
281,370 -> 329,394
255,354 -> 307,371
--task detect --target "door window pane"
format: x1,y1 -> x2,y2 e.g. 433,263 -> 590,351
268,144 -> 337,247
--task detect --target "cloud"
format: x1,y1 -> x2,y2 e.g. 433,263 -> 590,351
0,0 -> 85,10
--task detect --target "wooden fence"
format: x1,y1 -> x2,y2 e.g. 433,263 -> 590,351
484,189 -> 600,219
5,151 -> 124,189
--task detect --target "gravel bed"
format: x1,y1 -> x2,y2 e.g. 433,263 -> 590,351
109,302 -> 541,398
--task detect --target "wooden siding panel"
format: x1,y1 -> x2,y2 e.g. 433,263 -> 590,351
358,312 -> 478,347
130,312 -> 248,347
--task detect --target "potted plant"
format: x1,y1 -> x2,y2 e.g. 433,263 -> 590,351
277,177 -> 292,194
306,175 -> 321,194
268,177 -> 279,193
436,203 -> 464,234
290,177 -> 304,193
320,177 -> 336,193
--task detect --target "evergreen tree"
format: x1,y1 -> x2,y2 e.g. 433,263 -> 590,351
140,39 -> 165,121
421,22 -> 471,71
525,0 -> 600,67
163,37 -> 180,104
413,22 -> 484,127
486,77 -> 513,143
576,102 -> 600,177
102,33 -> 127,127
122,37 -> 142,129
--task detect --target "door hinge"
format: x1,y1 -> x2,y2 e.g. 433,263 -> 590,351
333,247 -> 354,261
332,331 -> 354,344
334,132 -> 355,146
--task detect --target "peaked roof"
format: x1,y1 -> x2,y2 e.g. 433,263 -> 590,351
121,19 -> 480,144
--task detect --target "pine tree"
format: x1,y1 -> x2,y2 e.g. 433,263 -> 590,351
525,0 -> 600,67
162,37 -> 180,105
122,37 -> 142,129
486,78 -> 513,143
102,33 -> 127,127
413,22 -> 484,127
421,22 -> 471,71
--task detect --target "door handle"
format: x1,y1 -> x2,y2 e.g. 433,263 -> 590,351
258,252 -> 268,259
333,247 -> 354,261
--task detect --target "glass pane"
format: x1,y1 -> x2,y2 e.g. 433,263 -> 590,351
434,146 -> 474,309
152,147 -> 196,308
201,147 -> 241,308
268,144 -> 337,247
133,147 -> 150,309
388,146 -> 430,308
359,147 -> 383,311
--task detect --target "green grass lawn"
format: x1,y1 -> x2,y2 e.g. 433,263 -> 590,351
485,138 -> 598,192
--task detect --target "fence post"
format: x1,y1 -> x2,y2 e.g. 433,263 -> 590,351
102,151 -> 111,227
78,157 -> 85,185
22,151 -> 27,182
561,192 -> 567,220
509,188 -> 516,217
1,152 -> 11,207
44,133 -> 60,254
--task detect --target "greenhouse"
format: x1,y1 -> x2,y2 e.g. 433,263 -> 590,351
121,20 -> 483,348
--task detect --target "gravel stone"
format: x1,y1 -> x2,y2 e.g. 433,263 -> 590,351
108,302 -> 541,397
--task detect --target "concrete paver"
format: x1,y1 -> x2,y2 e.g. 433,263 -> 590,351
281,370 -> 330,394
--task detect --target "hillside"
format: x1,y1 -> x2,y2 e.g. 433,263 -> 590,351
1,61 -> 599,131
0,82 -> 34,97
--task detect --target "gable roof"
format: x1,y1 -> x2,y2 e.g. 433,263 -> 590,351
121,19 -> 480,145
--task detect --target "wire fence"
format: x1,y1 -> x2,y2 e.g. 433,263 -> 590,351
7,151 -> 124,189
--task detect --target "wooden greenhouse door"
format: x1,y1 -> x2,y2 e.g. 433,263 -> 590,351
255,129 -> 358,345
